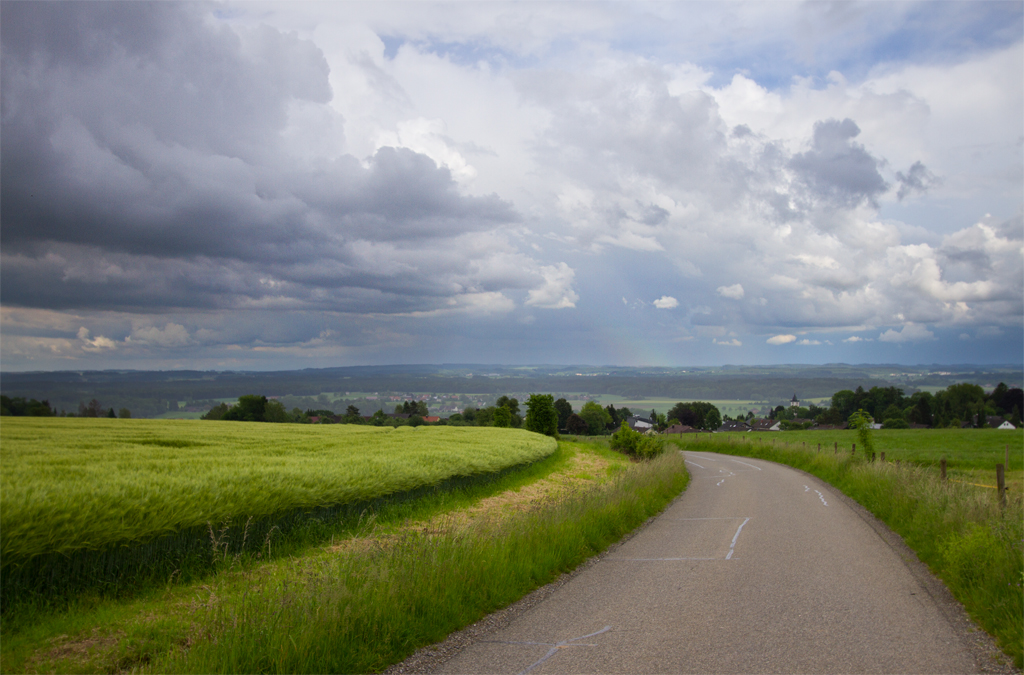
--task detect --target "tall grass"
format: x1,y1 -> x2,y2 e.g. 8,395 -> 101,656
681,435 -> 1023,668
0,419 -> 555,610
151,449 -> 689,674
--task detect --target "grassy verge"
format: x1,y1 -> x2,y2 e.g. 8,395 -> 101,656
152,445 -> 688,674
2,442 -> 688,674
677,434 -> 1023,668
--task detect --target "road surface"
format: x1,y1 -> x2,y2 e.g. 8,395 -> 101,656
396,451 -> 1012,674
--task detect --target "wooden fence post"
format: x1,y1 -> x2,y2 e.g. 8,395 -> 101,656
834,441 -> 838,454
940,458 -> 947,482
817,443 -> 821,453
997,464 -> 1006,507
852,443 -> 856,457
871,451 -> 876,462
880,452 -> 885,462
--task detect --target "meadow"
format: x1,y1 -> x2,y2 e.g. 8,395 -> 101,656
0,419 -> 556,606
702,427 -> 1023,490
675,430 -> 1024,668
0,434 -> 689,674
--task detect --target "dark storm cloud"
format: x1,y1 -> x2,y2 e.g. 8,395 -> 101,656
789,118 -> 888,207
0,2 -> 522,314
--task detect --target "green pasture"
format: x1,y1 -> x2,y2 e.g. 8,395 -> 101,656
0,418 -> 555,565
709,428 -> 1023,491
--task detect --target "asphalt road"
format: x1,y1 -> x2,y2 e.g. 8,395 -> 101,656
406,451 -> 1011,675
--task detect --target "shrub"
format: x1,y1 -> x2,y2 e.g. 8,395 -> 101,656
610,422 -> 666,460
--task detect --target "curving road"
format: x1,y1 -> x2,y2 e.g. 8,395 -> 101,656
410,451 -> 1011,674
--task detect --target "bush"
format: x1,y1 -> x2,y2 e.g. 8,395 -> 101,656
610,422 -> 666,460
882,418 -> 909,429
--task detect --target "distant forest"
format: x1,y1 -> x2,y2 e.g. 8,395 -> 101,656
2,364 -> 1021,419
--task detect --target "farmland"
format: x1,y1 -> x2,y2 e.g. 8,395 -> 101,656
0,422 -> 688,673
1,418 -> 556,606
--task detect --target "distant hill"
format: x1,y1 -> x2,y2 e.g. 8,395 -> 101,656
2,364 -> 1020,418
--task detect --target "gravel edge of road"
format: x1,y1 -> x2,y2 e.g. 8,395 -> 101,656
385,453 -> 1020,675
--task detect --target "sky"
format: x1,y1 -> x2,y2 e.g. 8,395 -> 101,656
1,1 -> 1022,372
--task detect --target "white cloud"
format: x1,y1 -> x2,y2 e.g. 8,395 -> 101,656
1,3 -> 1021,369
714,338 -> 742,347
767,334 -> 797,345
525,263 -> 579,309
878,323 -> 936,343
797,339 -> 822,345
716,284 -> 745,300
77,327 -> 117,351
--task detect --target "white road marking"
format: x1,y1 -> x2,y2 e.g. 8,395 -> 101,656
725,517 -> 751,560
803,485 -> 828,505
684,460 -> 706,469
487,625 -> 612,675
730,459 -> 762,471
686,454 -> 723,462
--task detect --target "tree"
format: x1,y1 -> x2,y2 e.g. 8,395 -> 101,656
906,391 -> 933,426
223,395 -> 268,422
830,390 -> 858,421
848,410 -> 875,456
704,407 -> 722,431
554,398 -> 573,430
525,394 -> 559,438
202,402 -> 230,420
263,399 -> 291,423
605,404 -> 621,429
493,405 -> 512,428
118,408 -> 131,419
401,400 -> 429,416
579,401 -> 612,435
496,396 -> 522,427
474,406 -> 496,427
496,396 -> 520,417
1,396 -> 55,417
934,383 -> 985,425
666,401 -> 722,431
79,399 -> 104,418
566,413 -> 588,435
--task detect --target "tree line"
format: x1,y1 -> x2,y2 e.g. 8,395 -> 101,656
808,383 -> 1022,429
0,396 -> 131,419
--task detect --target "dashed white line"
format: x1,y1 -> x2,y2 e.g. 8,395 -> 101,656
684,460 -> 706,469
725,517 -> 750,560
729,459 -> 762,471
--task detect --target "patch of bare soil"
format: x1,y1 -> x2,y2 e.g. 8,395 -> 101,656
28,629 -> 124,673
